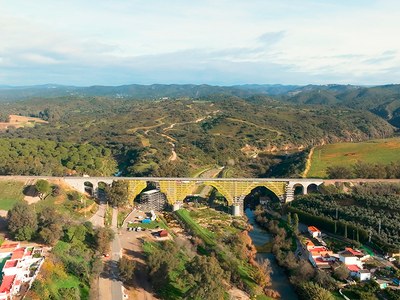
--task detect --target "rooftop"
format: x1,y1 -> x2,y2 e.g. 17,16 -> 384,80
11,248 -> 25,260
308,226 -> 320,233
345,247 -> 364,257
0,275 -> 15,293
0,243 -> 19,253
347,265 -> 361,272
359,269 -> 370,274
4,260 -> 18,269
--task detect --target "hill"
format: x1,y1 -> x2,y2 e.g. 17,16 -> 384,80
0,83 -> 299,101
283,84 -> 400,128
0,95 -> 395,178
306,138 -> 400,178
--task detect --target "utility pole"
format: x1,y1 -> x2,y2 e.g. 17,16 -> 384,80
369,227 -> 372,243
378,219 -> 381,235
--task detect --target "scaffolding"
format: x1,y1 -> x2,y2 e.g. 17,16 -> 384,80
137,189 -> 167,211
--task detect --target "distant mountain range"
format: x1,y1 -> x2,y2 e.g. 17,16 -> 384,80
0,83 -> 399,128
0,83 -> 301,99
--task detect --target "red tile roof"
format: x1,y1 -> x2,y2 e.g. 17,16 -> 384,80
0,243 -> 18,249
11,248 -> 25,260
345,247 -> 364,257
4,260 -> 18,269
308,226 -> 320,233
347,265 -> 360,272
0,275 -> 15,293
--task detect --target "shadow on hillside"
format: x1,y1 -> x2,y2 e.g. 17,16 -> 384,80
0,216 -> 8,233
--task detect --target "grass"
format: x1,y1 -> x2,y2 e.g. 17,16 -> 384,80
0,180 -> 25,210
117,207 -> 131,227
127,219 -> 166,229
104,205 -> 113,226
175,208 -> 262,295
307,137 -> 400,178
175,209 -> 216,246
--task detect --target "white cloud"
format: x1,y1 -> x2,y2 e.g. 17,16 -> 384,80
0,0 -> 399,85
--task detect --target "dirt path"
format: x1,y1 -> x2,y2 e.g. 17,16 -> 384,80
120,212 -> 159,300
226,117 -> 283,138
169,143 -> 177,161
301,147 -> 315,178
127,117 -> 166,134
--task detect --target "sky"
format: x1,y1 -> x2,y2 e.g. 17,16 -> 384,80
0,0 -> 399,86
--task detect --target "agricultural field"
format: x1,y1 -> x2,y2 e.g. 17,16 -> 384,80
0,114 -> 47,131
306,138 -> 400,178
0,180 -> 25,210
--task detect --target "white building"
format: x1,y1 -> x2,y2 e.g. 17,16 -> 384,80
357,269 -> 371,281
308,226 -> 322,238
0,245 -> 44,300
338,248 -> 364,269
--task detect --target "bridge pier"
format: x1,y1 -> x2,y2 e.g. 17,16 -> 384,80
232,205 -> 241,217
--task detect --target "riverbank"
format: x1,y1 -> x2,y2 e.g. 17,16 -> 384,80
245,208 -> 299,300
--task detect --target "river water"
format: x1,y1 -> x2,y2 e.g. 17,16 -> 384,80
245,208 -> 298,300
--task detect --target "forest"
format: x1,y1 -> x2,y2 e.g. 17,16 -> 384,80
290,183 -> 400,251
0,138 -> 117,176
0,88 -> 397,178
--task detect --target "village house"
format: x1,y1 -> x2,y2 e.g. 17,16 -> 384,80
308,226 -> 321,238
0,244 -> 44,300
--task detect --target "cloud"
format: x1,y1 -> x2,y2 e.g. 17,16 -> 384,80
0,1 -> 399,85
258,31 -> 285,45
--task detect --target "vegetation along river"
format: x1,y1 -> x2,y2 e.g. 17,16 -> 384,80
245,208 -> 298,300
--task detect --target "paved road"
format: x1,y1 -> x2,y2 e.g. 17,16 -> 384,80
110,207 -> 124,300
89,203 -> 106,227
92,204 -> 124,300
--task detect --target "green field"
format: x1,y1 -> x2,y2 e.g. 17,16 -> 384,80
307,138 -> 400,178
0,180 -> 25,210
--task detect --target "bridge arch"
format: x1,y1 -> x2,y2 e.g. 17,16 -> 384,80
127,180 -> 148,204
243,182 -> 286,201
201,181 -> 234,205
84,181 -> 94,196
306,183 -> 319,194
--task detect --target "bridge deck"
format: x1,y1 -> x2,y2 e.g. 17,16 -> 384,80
0,175 -> 324,182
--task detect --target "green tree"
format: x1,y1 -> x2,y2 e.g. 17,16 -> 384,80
66,224 -> 87,243
185,255 -> 226,300
293,213 -> 299,234
105,180 -> 129,207
326,165 -> 354,179
39,223 -> 63,245
118,257 -> 135,283
314,270 -> 338,291
287,213 -> 292,227
94,227 -> 115,254
333,263 -> 349,281
297,282 -> 333,300
7,201 -> 37,240
35,179 -> 51,200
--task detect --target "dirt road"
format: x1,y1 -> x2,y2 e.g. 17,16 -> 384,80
120,212 -> 159,300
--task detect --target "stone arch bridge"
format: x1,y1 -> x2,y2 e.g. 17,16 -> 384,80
64,177 -> 323,216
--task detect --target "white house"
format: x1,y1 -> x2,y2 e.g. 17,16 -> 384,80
357,269 -> 371,281
0,245 -> 44,299
308,226 -> 321,238
338,248 -> 364,269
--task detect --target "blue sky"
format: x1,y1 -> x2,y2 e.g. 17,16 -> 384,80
0,0 -> 399,86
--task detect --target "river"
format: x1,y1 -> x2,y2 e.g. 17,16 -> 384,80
245,208 -> 298,300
